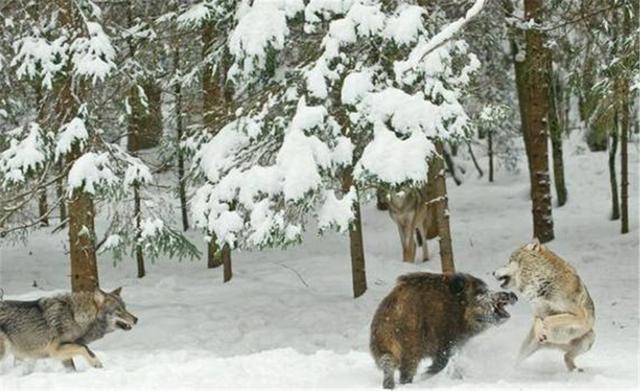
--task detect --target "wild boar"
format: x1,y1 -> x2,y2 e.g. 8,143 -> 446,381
370,272 -> 516,389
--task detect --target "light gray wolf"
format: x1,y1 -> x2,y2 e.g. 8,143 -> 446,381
386,183 -> 438,263
0,287 -> 137,370
370,272 -> 517,389
493,239 -> 595,372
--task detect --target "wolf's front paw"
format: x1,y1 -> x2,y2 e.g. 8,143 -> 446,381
534,318 -> 547,343
91,360 -> 104,369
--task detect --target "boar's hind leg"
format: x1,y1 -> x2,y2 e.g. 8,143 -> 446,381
425,350 -> 450,377
378,353 -> 398,389
399,358 -> 418,384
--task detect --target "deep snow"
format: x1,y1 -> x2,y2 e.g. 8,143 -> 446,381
0,138 -> 638,390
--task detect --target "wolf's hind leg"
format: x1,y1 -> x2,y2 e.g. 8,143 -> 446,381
49,343 -> 103,369
537,313 -> 592,345
518,325 -> 541,364
563,330 -> 595,372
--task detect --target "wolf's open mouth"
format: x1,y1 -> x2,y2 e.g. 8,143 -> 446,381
498,275 -> 510,289
116,321 -> 133,330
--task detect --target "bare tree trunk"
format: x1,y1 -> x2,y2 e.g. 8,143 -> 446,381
67,145 -> 99,292
56,161 -> 67,226
342,170 -> 367,298
173,46 -> 189,232
38,190 -> 49,226
487,133 -> 494,182
548,63 -> 567,206
465,141 -> 483,179
432,142 -> 455,273
620,81 -> 630,234
619,7 -> 631,235
512,40 -> 533,196
443,147 -> 462,186
609,119 -> 620,220
222,243 -> 232,283
523,0 -> 554,243
34,82 -> 49,226
133,183 -> 145,278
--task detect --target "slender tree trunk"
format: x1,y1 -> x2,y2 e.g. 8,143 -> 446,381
56,162 -> 67,226
443,147 -> 462,186
522,0 -> 554,243
512,40 -> 533,196
466,141 -> 483,179
609,119 -> 620,220
342,170 -> 367,298
34,82 -> 49,226
619,7 -> 631,235
222,243 -> 232,283
620,80 -> 630,234
173,46 -> 189,232
548,63 -> 567,206
432,142 -> 455,273
38,190 -> 49,226
487,132 -> 494,182
133,183 -> 145,278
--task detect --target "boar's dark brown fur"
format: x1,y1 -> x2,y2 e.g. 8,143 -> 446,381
370,272 -> 515,389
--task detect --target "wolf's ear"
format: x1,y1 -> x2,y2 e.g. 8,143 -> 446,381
93,289 -> 105,306
111,287 -> 122,296
526,237 -> 543,252
449,274 -> 466,295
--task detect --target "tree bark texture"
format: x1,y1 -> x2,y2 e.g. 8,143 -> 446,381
548,62 -> 567,206
342,169 -> 367,298
432,142 -> 455,273
523,0 -> 554,243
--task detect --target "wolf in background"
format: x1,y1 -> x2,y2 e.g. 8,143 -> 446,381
493,239 -> 595,372
0,287 -> 137,370
386,183 -> 438,263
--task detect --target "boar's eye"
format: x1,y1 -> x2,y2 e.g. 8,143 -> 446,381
449,274 -> 466,295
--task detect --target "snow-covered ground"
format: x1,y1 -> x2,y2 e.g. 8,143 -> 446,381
1,139 -> 638,390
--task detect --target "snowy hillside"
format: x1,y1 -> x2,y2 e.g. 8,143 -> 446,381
1,138 -> 637,390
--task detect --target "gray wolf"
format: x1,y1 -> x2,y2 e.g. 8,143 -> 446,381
0,287 -> 137,369
386,183 -> 438,263
493,239 -> 595,371
370,272 -> 517,389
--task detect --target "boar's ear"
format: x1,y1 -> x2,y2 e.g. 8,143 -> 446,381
449,274 -> 466,295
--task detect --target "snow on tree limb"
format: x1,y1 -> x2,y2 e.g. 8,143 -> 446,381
395,0 -> 486,80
